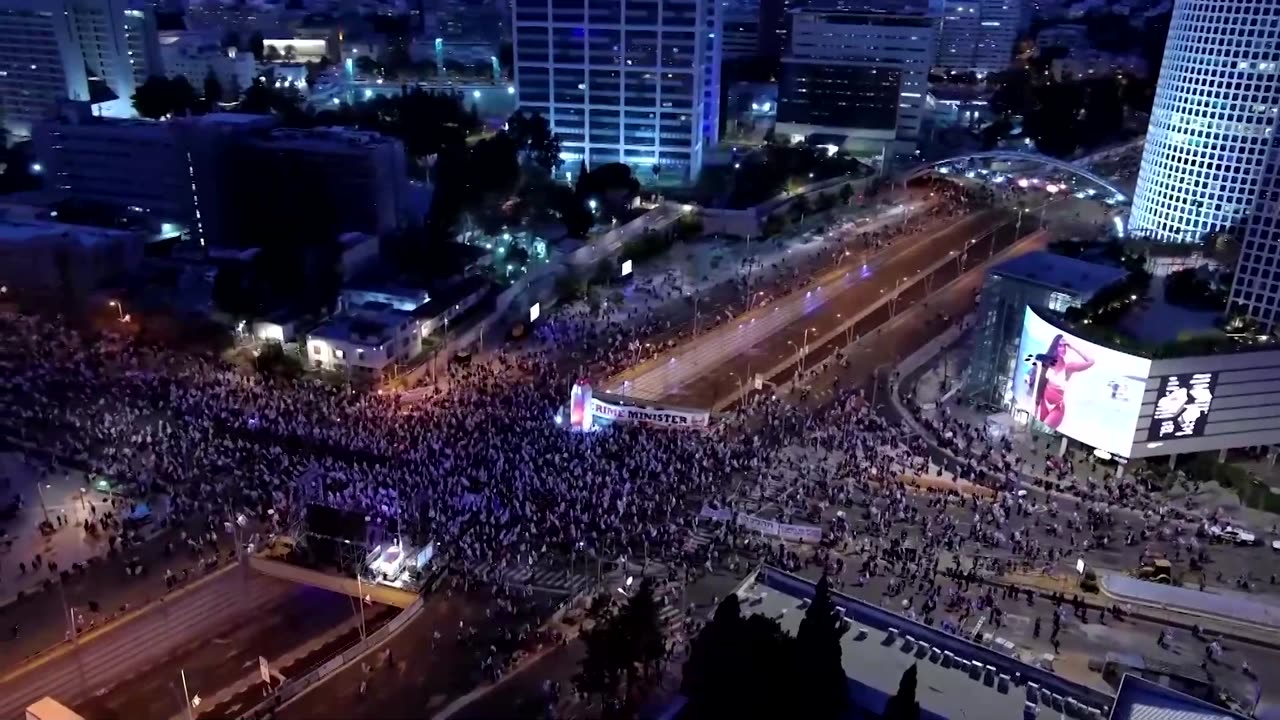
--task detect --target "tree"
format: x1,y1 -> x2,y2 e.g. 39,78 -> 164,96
683,594 -> 795,720
883,664 -> 922,720
575,580 -> 668,716
265,45 -> 282,62
789,194 -> 811,223
793,575 -> 849,720
838,184 -> 854,205
248,30 -> 265,61
168,75 -> 199,116
203,70 -> 224,105
507,110 -> 563,174
132,75 -> 173,119
254,342 -> 303,380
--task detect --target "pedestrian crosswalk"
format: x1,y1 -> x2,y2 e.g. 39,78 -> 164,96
471,561 -> 593,595
683,527 -> 715,554
658,603 -> 685,640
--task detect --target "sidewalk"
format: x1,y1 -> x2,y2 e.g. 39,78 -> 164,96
992,569 -> 1280,652
0,452 -> 172,606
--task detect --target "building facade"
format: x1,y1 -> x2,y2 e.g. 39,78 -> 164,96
1234,139 -> 1280,329
1129,0 -> 1280,245
158,31 -> 258,101
512,0 -> 722,183
965,251 -> 1128,406
776,7 -> 933,158
0,0 -> 160,138
722,1 -> 760,60
306,305 -> 423,379
35,107 -> 410,249
932,0 -> 1020,77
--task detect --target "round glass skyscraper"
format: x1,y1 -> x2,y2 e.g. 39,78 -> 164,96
1128,0 -> 1280,244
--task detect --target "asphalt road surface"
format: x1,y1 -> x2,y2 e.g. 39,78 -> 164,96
276,590 -> 499,720
0,567 -> 294,720
75,586 -> 361,720
626,207 -> 1028,409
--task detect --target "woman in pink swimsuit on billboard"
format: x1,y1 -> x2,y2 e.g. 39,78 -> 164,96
1030,334 -> 1095,430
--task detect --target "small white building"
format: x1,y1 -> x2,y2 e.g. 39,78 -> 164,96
158,31 -> 259,100
306,303 -> 422,379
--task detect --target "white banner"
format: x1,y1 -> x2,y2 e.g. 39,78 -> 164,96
737,514 -> 779,536
778,523 -> 823,543
589,398 -> 710,428
697,507 -> 823,544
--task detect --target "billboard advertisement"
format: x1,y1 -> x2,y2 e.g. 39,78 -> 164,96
1147,372 -> 1217,441
1011,307 -> 1152,457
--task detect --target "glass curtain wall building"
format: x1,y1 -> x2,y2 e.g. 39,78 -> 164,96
512,0 -> 722,183
1128,0 -> 1280,245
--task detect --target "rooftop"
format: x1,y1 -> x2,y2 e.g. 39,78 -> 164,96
309,306 -> 413,347
0,219 -> 135,248
991,251 -> 1129,299
1109,674 -> 1250,720
740,568 -> 1113,720
259,126 -> 399,149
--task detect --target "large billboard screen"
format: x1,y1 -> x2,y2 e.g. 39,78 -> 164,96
1011,307 -> 1152,457
1147,372 -> 1217,441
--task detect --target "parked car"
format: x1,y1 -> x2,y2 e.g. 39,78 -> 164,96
1208,525 -> 1258,546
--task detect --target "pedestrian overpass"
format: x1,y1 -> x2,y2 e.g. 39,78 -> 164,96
249,555 -> 419,608
901,150 -> 1131,203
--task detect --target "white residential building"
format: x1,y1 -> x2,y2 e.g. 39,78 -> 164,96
0,0 -> 160,138
776,7 -> 933,159
1130,0 -> 1280,247
306,304 -> 423,379
512,0 -> 722,183
158,31 -> 259,100
932,0 -> 1020,77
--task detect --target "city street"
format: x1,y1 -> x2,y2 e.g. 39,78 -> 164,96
74,586 -> 368,720
0,568 -> 295,719
608,207 -> 1025,408
276,589 -> 505,720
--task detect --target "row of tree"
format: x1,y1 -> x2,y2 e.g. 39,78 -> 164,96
680,575 -> 923,719
985,71 -> 1130,157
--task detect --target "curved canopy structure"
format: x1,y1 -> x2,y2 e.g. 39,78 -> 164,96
903,151 -> 1129,202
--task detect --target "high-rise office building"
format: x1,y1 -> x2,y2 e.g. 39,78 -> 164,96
1130,0 -> 1280,247
512,0 -> 722,183
0,0 -> 159,138
775,7 -> 933,159
932,0 -> 1019,77
722,0 -> 760,60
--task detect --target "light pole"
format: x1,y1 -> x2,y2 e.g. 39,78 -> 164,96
35,481 -> 51,525
108,299 -> 125,321
787,341 -> 802,376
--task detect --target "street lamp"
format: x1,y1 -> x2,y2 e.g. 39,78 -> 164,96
108,299 -> 125,321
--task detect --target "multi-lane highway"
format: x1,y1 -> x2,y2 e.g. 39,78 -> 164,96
0,565 -> 292,719
274,590 -> 497,720
605,206 -> 1032,409
74,585 -> 371,720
